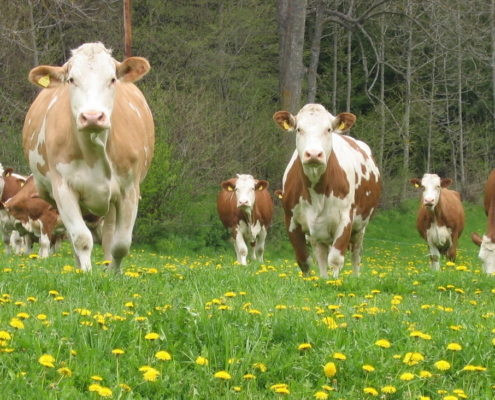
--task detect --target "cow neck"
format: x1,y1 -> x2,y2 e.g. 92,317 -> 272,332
75,124 -> 112,179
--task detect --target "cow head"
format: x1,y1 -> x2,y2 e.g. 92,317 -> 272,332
221,174 -> 268,212
273,104 -> 356,180
28,42 -> 150,132
409,174 -> 452,210
471,233 -> 495,275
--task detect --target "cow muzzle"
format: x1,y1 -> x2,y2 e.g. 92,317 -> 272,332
78,111 -> 109,130
303,149 -> 325,165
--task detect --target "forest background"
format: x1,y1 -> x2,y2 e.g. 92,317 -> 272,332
1,0 -> 495,251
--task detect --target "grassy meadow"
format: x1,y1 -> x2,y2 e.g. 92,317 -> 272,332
0,199 -> 494,399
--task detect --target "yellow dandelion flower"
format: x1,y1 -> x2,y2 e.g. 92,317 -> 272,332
38,354 -> 55,368
243,373 -> 256,379
363,387 -> 379,396
333,352 -> 346,360
447,343 -> 462,351
381,385 -> 397,394
419,396 -> 431,400
362,364 -> 375,372
434,360 -> 451,371
224,291 -> 236,297
196,356 -> 209,366
403,352 -> 424,365
323,362 -> 337,377
16,312 -> 29,320
321,316 -> 338,329
252,362 -> 267,372
314,391 -> 329,399
89,384 -> 102,392
57,367 -> 72,377
155,350 -> 172,361
9,318 -> 24,329
298,343 -> 312,351
144,332 -> 159,340
214,370 -> 231,380
400,372 -> 415,381
0,331 -> 12,341
91,375 -> 103,381
419,370 -> 432,378
97,386 -> 113,397
119,383 -> 132,392
443,396 -> 458,400
375,339 -> 391,348
37,314 -> 47,320
143,368 -> 160,381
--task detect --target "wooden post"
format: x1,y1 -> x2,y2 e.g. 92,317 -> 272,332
123,0 -> 132,59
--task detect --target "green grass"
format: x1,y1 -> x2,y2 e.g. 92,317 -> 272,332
0,200 -> 494,399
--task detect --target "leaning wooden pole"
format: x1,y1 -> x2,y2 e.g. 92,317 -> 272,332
123,0 -> 132,59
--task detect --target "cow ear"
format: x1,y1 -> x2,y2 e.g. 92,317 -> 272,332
440,178 -> 452,188
274,190 -> 283,199
29,65 -> 66,88
17,179 -> 25,187
4,167 -> 14,177
273,111 -> 295,131
116,57 -> 151,83
256,180 -> 269,191
221,180 -> 235,192
409,178 -> 421,188
333,112 -> 356,133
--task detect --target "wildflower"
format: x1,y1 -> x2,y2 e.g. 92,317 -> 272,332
375,339 -> 391,348
419,370 -> 432,378
298,343 -> 312,351
321,316 -> 338,329
381,386 -> 397,394
143,368 -> 160,381
224,291 -> 236,297
447,343 -> 462,351
243,373 -> 256,379
97,386 -> 113,397
419,397 -> 431,400
323,362 -> 337,377
9,318 -> 24,329
362,364 -> 375,372
314,391 -> 329,399
112,348 -> 125,355
322,385 -> 333,391
37,314 -> 47,320
91,375 -> 103,381
233,386 -> 241,392
403,352 -> 424,365
155,351 -> 172,361
57,367 -> 72,377
333,352 -> 346,360
363,387 -> 379,396
270,384 -> 290,394
214,371 -> 231,380
434,360 -> 451,371
144,332 -> 159,340
443,396 -> 458,400
0,331 -> 12,341
119,383 -> 132,392
16,312 -> 29,320
400,372 -> 415,381
252,362 -> 267,372
89,384 -> 102,392
196,356 -> 209,366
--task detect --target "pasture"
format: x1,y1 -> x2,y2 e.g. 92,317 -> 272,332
0,200 -> 493,399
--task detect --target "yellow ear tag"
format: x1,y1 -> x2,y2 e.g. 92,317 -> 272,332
38,74 -> 51,88
415,184 -> 419,188
258,186 -> 263,191
20,181 -> 25,187
338,121 -> 345,130
278,193 -> 283,199
227,186 -> 233,192
283,120 -> 290,130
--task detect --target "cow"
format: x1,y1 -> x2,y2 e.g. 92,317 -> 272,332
273,103 -> 381,278
22,42 -> 155,271
409,174 -> 465,271
471,168 -> 495,274
3,176 -> 66,258
0,165 -> 29,254
217,174 -> 274,265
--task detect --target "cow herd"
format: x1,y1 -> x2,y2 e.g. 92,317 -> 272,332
0,42 -> 494,277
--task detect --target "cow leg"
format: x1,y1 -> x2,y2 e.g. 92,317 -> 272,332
254,227 -> 267,263
446,232 -> 458,261
287,225 -> 312,276
428,245 -> 441,270
10,230 -> 22,254
310,239 -> 329,278
234,230 -> 248,265
349,229 -> 365,276
38,233 -> 51,258
2,228 -> 12,254
329,222 -> 352,277
101,205 -> 115,262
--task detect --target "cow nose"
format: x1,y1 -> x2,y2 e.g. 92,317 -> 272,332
424,198 -> 434,207
303,149 -> 324,164
79,111 -> 107,129
238,199 -> 250,207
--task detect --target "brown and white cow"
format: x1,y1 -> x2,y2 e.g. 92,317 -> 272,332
217,174 -> 274,265
471,168 -> 495,274
409,174 -> 465,270
273,104 -> 381,278
0,165 -> 29,254
3,176 -> 65,258
22,42 -> 154,271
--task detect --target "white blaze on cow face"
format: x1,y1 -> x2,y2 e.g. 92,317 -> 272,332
419,173 -> 452,209
234,174 -> 257,212
67,43 -> 116,131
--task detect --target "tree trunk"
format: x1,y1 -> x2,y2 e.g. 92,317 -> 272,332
123,0 -> 132,58
276,0 -> 308,114
307,0 -> 326,103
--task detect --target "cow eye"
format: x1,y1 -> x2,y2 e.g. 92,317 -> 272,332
67,77 -> 75,85
110,78 -> 116,85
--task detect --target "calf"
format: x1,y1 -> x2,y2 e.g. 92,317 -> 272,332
410,174 -> 464,270
217,174 -> 274,265
3,177 -> 65,258
471,168 -> 495,274
0,165 -> 29,254
273,104 -> 381,278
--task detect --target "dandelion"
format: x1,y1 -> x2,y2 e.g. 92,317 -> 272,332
434,360 -> 451,371
214,371 -> 232,380
420,370 -> 432,378
89,384 -> 102,392
9,318 -> 24,329
270,384 -> 290,394
143,367 -> 160,381
323,362 -> 337,377
314,391 -> 329,399
403,352 -> 424,365
91,375 -> 103,381
57,367 -> 72,377
252,362 -> 267,372
333,352 -> 346,360
155,351 -> 172,361
119,383 -> 132,392
443,396 -> 458,400
144,332 -> 159,340
381,385 -> 397,394
0,331 -> 12,341
321,316 -> 338,329
362,364 -> 375,372
447,343 -> 462,351
112,348 -> 125,355
375,339 -> 391,348
243,373 -> 256,379
196,356 -> 209,366
363,387 -> 379,396
16,312 -> 29,320
97,386 -> 113,397
38,354 -> 55,368
298,343 -> 312,351
400,372 -> 415,381
419,397 -> 431,400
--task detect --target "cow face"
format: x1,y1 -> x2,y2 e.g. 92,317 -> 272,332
410,174 -> 452,210
221,174 -> 268,212
28,42 -> 150,133
273,104 -> 356,180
